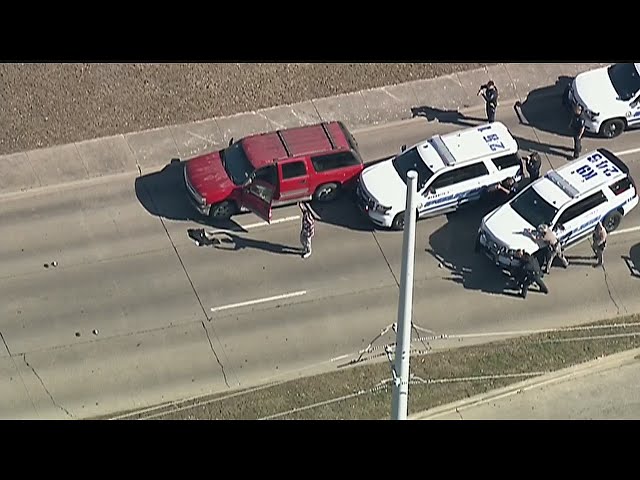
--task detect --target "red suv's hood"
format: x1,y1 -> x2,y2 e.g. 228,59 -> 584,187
185,152 -> 234,203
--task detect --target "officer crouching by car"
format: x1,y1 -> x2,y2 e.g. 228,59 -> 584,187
512,250 -> 549,299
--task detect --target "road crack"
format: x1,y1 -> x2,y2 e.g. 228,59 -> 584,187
372,232 -> 400,288
602,265 -> 627,315
202,321 -> 230,388
23,354 -> 73,418
456,408 -> 464,420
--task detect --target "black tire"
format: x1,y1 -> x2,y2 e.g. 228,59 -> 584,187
603,211 -> 623,233
209,200 -> 237,221
600,118 -> 626,139
313,183 -> 340,203
392,212 -> 405,231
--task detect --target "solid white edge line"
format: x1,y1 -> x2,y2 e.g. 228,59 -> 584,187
211,290 -> 307,313
610,225 -> 640,237
614,147 -> 640,157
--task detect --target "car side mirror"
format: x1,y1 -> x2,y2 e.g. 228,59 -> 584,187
228,138 -> 234,147
401,145 -> 407,153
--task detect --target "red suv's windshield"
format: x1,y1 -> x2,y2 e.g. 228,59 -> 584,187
220,142 -> 256,186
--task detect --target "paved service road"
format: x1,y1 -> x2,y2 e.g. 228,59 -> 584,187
2,97 -> 640,419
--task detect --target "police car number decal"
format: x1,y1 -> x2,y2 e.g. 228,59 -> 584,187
575,152 -> 620,181
478,126 -> 506,152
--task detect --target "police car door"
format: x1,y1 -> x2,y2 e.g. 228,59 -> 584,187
554,190 -> 608,248
419,169 -> 459,217
419,162 -> 489,216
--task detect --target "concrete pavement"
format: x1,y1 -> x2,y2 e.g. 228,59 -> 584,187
1,94 -> 640,418
411,348 -> 640,420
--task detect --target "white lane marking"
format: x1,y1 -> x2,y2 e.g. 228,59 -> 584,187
614,147 -> 640,157
207,215 -> 299,235
211,290 -> 307,313
610,225 -> 640,237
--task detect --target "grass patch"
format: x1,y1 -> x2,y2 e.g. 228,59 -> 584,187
108,315 -> 640,420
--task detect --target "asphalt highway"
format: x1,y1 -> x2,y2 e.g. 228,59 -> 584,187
2,99 -> 640,419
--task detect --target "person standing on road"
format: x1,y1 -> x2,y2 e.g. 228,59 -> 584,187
299,202 -> 316,259
536,224 -> 569,274
478,81 -> 499,123
592,221 -> 608,267
524,152 -> 542,181
570,104 -> 586,159
514,250 -> 549,299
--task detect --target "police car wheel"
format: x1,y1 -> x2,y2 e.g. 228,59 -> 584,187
600,119 -> 625,139
603,211 -> 623,233
392,212 -> 405,231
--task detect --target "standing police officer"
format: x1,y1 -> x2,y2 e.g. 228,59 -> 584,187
570,104 -> 586,159
478,81 -> 499,123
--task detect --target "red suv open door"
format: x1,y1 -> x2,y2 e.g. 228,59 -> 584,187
240,179 -> 275,223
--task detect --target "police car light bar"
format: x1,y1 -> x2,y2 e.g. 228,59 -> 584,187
430,135 -> 457,167
546,171 -> 580,198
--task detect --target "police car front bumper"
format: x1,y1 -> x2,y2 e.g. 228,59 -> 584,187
476,230 -> 520,274
564,84 -> 600,134
355,182 -> 394,228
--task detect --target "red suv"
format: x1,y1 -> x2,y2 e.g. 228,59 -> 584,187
183,121 -> 364,223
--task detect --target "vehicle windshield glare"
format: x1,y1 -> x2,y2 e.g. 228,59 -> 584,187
607,63 -> 640,101
510,187 -> 558,228
392,147 -> 434,190
221,142 -> 255,186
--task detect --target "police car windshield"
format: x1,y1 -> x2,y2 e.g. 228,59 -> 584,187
220,142 -> 255,186
607,63 -> 640,101
392,147 -> 434,189
510,187 -> 558,228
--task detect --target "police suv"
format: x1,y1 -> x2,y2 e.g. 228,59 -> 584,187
477,148 -> 639,272
356,122 -> 522,230
563,63 -> 640,138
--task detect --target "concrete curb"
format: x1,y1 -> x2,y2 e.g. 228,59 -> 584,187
0,63 -> 608,197
409,347 -> 640,420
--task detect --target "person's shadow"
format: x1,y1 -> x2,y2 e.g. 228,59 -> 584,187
187,229 -> 302,256
622,243 -> 640,278
410,106 -> 486,128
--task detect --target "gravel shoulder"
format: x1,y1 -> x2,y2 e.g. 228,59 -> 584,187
0,63 -> 490,156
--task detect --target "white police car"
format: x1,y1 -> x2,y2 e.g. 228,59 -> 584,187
477,148 -> 639,271
356,122 -> 522,230
564,63 -> 640,138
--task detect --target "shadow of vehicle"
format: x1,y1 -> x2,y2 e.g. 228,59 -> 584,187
410,106 -> 485,128
310,193 -> 375,232
135,160 -> 246,231
515,75 -> 592,138
188,229 -> 301,256
512,134 -> 574,161
622,243 -> 640,278
426,199 -> 524,297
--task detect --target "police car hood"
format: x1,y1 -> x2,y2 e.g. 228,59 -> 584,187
573,66 -> 620,113
483,203 -> 542,254
360,159 -> 409,208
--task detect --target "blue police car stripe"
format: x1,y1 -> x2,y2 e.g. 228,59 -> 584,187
420,187 -> 484,213
559,201 -> 630,246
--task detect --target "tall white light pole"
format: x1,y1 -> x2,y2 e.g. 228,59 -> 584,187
391,170 -> 418,421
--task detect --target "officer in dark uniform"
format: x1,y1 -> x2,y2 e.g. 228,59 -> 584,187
478,81 -> 499,123
524,152 -> 542,181
514,250 -> 549,299
570,104 -> 586,159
